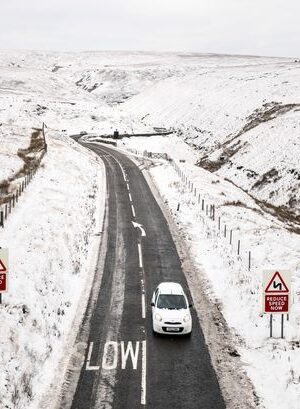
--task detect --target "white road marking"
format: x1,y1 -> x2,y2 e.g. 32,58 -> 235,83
141,340 -> 147,406
120,341 -> 140,370
107,152 -> 126,181
138,242 -> 143,268
102,341 -> 119,370
92,147 -> 148,405
131,204 -> 136,218
141,294 -> 146,319
99,147 -> 127,183
128,193 -> 132,202
87,341 -> 143,372
86,342 -> 100,371
132,221 -> 146,237
141,279 -> 146,319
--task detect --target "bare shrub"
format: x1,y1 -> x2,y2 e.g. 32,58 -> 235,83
11,384 -> 20,406
21,372 -> 33,400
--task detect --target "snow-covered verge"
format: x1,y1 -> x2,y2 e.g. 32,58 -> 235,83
0,132 -> 105,408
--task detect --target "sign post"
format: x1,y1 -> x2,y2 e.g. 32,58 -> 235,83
0,248 -> 8,303
263,270 -> 291,338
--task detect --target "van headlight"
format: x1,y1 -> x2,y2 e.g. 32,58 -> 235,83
155,313 -> 162,322
183,314 -> 191,323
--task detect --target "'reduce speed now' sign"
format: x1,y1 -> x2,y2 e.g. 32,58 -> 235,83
263,270 -> 291,314
0,248 -> 8,293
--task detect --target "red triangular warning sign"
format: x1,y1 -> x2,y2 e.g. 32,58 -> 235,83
265,271 -> 289,293
0,258 -> 7,272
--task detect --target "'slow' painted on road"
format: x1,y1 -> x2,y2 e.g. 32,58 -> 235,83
86,341 -> 144,371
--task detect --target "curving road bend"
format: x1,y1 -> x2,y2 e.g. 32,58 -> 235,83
66,141 -> 225,409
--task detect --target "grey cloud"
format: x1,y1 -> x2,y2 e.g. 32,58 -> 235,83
0,0 -> 299,57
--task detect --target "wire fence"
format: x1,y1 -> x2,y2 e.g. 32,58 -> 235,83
127,147 -> 253,272
171,159 -> 253,271
0,124 -> 47,229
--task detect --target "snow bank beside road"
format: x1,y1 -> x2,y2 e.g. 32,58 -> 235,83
0,133 -> 105,409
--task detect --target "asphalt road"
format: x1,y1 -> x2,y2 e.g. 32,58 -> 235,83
68,141 -> 225,409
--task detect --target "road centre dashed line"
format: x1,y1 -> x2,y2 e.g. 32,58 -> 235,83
95,147 -> 147,405
141,293 -> 146,319
95,145 -> 126,182
131,204 -> 136,218
141,277 -> 146,319
137,242 -> 143,268
114,153 -> 147,407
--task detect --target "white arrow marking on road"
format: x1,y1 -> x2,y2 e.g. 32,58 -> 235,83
132,221 -> 146,237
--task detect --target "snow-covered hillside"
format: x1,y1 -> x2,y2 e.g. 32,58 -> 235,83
0,50 -> 299,408
122,59 -> 300,224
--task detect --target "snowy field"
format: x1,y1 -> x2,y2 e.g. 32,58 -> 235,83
122,58 -> 300,220
0,50 -> 299,408
0,130 -> 105,408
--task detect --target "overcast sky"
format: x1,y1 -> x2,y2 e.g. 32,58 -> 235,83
1,0 -> 299,57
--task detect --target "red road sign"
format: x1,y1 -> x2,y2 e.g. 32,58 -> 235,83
0,273 -> 7,292
0,258 -> 7,272
265,295 -> 289,313
265,271 -> 289,293
0,249 -> 8,294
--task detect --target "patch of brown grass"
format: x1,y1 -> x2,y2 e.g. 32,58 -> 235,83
0,128 -> 46,205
